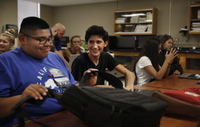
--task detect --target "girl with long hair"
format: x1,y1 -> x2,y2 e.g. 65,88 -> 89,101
133,36 -> 177,86
159,34 -> 183,75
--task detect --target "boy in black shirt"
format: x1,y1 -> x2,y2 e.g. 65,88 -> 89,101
71,25 -> 135,91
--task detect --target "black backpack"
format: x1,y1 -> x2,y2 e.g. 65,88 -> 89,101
12,71 -> 168,127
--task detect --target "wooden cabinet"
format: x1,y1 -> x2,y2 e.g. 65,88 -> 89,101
188,4 -> 200,34
114,8 -> 157,35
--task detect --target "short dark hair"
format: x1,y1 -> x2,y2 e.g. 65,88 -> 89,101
134,36 -> 161,71
19,16 -> 49,34
85,25 -> 108,43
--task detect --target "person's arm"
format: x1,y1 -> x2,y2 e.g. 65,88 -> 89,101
82,68 -> 114,88
163,64 -> 171,77
173,69 -> 181,75
82,68 -> 98,86
0,95 -> 22,118
145,49 -> 178,80
158,51 -> 166,66
58,50 -> 63,55
54,50 -> 69,67
74,45 -> 81,54
114,64 -> 135,91
63,49 -> 71,62
171,59 -> 183,75
80,47 -> 85,53
0,84 -> 48,118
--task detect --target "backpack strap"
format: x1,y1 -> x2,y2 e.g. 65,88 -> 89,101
11,93 -> 51,127
79,70 -> 123,89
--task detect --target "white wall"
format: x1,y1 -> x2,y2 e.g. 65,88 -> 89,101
17,0 -> 40,47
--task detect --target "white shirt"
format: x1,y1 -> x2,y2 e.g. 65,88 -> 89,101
136,56 -> 153,86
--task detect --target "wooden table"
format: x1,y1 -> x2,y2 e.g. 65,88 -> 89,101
143,70 -> 200,90
21,70 -> 200,127
19,110 -> 91,127
22,94 -> 200,127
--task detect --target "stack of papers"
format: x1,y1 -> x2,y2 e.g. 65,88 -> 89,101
134,25 -> 148,32
115,18 -> 125,23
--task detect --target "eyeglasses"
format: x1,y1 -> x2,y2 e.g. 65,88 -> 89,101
24,34 -> 54,45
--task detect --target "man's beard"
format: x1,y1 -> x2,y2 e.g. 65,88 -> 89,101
54,33 -> 60,41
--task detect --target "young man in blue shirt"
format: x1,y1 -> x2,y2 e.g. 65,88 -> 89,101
0,17 -> 96,127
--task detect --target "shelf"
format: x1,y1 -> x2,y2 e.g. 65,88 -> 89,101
114,7 -> 157,35
114,32 -> 153,35
188,4 -> 200,34
190,4 -> 200,7
191,19 -> 200,21
189,31 -> 200,34
115,22 -> 152,24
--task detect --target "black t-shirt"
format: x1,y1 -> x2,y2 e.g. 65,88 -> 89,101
71,51 -> 119,85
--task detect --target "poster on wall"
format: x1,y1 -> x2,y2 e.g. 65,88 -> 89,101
3,24 -> 18,38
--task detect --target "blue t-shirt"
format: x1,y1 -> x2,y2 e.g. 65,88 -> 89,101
53,40 -> 62,51
49,28 -> 62,51
0,47 -> 77,127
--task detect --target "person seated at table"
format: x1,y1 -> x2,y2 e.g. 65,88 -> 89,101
0,29 -> 15,54
79,36 -> 86,53
159,34 -> 183,75
71,25 -> 135,91
133,36 -> 178,86
63,35 -> 84,62
0,16 -> 98,127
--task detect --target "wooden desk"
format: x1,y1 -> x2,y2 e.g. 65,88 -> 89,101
22,71 -> 200,127
23,86 -> 200,127
21,107 -> 200,127
20,110 -> 91,127
143,70 -> 200,89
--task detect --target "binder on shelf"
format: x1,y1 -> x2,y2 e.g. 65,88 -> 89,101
134,25 -> 148,32
124,24 -> 136,32
191,28 -> 200,32
130,16 -> 139,23
146,12 -> 152,21
138,17 -> 147,22
115,18 -> 125,23
147,24 -> 152,33
198,9 -> 200,19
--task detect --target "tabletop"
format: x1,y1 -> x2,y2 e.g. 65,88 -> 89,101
143,70 -> 200,90
18,70 -> 200,127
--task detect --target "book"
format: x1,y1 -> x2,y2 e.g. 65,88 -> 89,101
147,24 -> 152,33
146,12 -> 152,20
115,18 -> 125,23
134,25 -> 148,32
130,16 -> 139,23
198,9 -> 200,19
